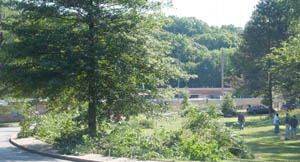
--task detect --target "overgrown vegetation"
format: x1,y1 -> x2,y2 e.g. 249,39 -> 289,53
18,101 -> 37,138
25,102 -> 253,161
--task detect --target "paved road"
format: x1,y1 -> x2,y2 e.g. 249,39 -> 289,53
0,127 -> 69,162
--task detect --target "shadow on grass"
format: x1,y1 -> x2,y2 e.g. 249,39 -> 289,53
223,112 -> 300,161
225,117 -> 272,130
224,114 -> 295,130
243,129 -> 300,161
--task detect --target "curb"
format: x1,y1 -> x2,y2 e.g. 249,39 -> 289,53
9,136 -> 101,162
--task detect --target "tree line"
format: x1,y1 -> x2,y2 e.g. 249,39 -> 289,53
159,16 -> 242,88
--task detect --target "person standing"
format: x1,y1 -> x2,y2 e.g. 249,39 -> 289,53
274,113 -> 280,134
290,115 -> 299,139
238,112 -> 245,130
285,113 -> 290,140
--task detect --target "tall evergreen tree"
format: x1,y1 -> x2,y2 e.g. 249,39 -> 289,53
233,0 -> 291,113
0,0 -> 182,136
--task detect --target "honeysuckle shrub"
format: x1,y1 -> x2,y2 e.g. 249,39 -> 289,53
32,106 -> 253,161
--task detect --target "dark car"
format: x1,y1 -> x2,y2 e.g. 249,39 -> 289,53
281,104 -> 298,111
247,105 -> 269,115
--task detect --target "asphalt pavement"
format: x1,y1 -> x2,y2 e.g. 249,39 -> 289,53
0,127 -> 69,162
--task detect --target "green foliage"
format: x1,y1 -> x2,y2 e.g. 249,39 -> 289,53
180,136 -> 229,161
33,110 -> 79,143
221,93 -> 237,117
269,34 -> 300,99
206,103 -> 222,118
18,101 -> 35,138
100,122 -> 162,159
193,31 -> 240,50
179,89 -> 190,109
184,106 -> 253,160
261,93 -> 273,107
0,101 -> 21,116
138,119 -> 154,129
32,106 -> 253,161
160,16 -> 242,88
180,104 -> 199,117
163,16 -> 211,37
32,109 -> 88,154
130,116 -> 155,129
99,121 -> 232,161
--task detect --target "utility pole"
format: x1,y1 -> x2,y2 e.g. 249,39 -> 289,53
221,52 -> 224,97
177,52 -> 180,89
0,32 -> 3,44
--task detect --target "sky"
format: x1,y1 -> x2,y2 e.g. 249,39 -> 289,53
164,0 -> 260,28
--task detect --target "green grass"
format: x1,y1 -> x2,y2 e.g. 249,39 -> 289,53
223,110 -> 300,162
0,122 -> 19,127
143,112 -> 186,135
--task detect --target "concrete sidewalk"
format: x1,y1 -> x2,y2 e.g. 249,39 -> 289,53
10,136 -> 161,162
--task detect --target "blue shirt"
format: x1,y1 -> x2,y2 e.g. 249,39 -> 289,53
274,116 -> 279,125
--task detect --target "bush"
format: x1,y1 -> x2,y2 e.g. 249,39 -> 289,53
18,101 -> 37,138
99,121 -> 169,159
206,103 -> 222,118
184,106 -> 253,160
178,89 -> 191,110
221,93 -> 237,117
129,116 -> 155,129
180,136 -> 229,161
98,121 -> 227,161
32,109 -> 87,154
138,119 -> 154,129
98,106 -> 253,161
180,104 -> 199,117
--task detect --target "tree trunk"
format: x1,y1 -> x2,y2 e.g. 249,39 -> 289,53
88,86 -> 97,137
87,0 -> 96,136
268,59 -> 275,116
88,101 -> 96,136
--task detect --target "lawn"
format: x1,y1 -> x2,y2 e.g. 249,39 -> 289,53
0,122 -> 19,127
223,110 -> 300,162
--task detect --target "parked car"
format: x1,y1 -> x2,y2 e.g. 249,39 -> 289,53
281,104 -> 298,110
247,105 -> 269,115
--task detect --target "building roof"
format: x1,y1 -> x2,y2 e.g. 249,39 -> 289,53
179,88 -> 235,95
